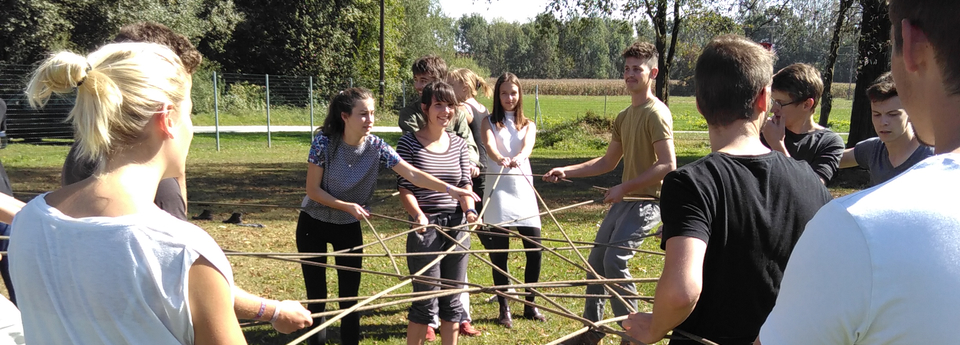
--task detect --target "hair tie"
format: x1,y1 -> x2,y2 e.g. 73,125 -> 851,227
77,62 -> 92,87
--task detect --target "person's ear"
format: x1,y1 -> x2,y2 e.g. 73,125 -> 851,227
421,103 -> 428,114
804,97 -> 815,111
649,66 -> 659,80
156,103 -> 176,138
757,86 -> 772,114
900,19 -> 930,73
341,111 -> 351,123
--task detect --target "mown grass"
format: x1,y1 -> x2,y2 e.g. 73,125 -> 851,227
0,118 -> 866,344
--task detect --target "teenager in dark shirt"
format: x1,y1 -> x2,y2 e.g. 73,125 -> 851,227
761,63 -> 845,184
623,35 -> 832,345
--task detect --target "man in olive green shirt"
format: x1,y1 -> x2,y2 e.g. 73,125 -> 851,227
544,41 -> 676,345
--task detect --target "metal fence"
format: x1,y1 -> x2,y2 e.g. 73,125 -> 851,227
0,64 -> 74,141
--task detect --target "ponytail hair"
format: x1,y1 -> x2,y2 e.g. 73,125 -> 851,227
490,72 -> 527,131
448,68 -> 491,101
317,87 -> 374,138
26,43 -> 189,163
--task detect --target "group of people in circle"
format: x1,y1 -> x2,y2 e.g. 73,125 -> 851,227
3,0 -> 959,343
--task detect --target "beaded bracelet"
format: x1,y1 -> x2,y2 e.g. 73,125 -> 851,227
254,298 -> 267,320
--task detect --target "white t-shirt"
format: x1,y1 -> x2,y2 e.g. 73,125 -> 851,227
0,296 -> 24,345
8,195 -> 234,345
760,153 -> 960,344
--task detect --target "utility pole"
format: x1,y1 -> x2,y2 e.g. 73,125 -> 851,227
379,0 -> 385,107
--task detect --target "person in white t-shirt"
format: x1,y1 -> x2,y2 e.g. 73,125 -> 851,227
9,43 -> 245,345
757,1 -> 960,343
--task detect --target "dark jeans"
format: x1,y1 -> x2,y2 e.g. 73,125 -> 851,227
485,226 -> 542,302
296,212 -> 362,345
406,211 -> 470,325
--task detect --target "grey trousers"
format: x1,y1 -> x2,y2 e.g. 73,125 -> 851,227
583,201 -> 661,322
406,211 -> 471,325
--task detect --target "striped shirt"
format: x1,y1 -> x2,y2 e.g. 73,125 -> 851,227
397,132 -> 471,214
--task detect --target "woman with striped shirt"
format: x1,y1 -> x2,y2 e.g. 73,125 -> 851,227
298,88 -> 477,345
398,81 -> 477,345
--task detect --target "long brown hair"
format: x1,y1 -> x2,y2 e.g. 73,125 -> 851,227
490,73 -> 527,131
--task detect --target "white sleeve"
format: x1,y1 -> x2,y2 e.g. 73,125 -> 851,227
759,202 -> 872,344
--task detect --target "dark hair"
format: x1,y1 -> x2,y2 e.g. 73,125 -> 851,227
622,41 -> 658,67
490,73 -> 528,131
419,81 -> 459,127
772,63 -> 824,109
412,55 -> 448,81
318,88 -> 374,137
694,34 -> 774,127
866,72 -> 898,103
889,0 -> 960,96
112,22 -> 202,74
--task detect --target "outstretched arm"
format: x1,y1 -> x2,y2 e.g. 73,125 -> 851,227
393,160 -> 479,206
543,140 -> 623,182
232,287 -> 312,334
604,139 -> 676,203
839,147 -> 858,169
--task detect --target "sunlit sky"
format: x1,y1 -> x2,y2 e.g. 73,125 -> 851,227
437,0 -> 554,23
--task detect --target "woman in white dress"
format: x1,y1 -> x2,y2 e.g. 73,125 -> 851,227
480,73 -> 545,328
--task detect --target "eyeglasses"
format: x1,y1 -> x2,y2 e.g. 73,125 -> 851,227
773,99 -> 803,108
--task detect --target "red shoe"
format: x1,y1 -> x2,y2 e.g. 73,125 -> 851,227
459,321 -> 481,336
425,326 -> 437,342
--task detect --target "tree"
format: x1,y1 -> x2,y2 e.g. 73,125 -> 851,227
846,0 -> 889,147
818,0 -> 856,126
0,0 -> 71,65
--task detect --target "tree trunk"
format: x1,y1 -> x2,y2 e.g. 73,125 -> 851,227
819,0 -> 855,127
649,0 -> 670,104
847,0 -> 890,148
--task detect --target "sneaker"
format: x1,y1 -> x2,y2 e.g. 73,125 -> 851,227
559,330 -> 604,345
425,326 -> 437,342
459,321 -> 481,336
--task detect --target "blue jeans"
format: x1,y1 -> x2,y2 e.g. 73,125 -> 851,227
583,201 -> 660,323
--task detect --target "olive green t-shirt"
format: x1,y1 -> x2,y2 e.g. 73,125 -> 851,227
611,98 -> 673,198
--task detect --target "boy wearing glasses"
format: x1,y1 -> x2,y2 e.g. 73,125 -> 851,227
761,63 -> 845,184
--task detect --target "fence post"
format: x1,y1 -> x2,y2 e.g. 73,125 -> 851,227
402,81 -> 406,108
266,74 -> 272,148
213,71 -> 220,152
535,84 -> 541,127
350,77 -> 353,88
309,76 -> 314,131
604,93 -> 607,117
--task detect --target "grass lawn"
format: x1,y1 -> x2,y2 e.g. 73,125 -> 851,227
0,129 -> 865,344
193,95 -> 854,134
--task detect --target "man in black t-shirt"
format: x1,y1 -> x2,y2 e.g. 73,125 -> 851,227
622,35 -> 832,345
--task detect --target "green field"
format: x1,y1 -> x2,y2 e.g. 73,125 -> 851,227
0,128 -> 863,344
193,95 -> 854,134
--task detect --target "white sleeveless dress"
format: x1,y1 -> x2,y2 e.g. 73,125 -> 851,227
482,112 -> 541,228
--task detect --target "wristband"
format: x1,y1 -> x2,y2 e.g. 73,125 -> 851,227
445,184 -> 453,193
465,208 -> 478,216
269,301 -> 282,323
254,298 -> 267,320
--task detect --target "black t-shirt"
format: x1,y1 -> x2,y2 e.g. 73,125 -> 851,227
761,128 -> 844,183
660,151 -> 832,345
61,143 -> 187,220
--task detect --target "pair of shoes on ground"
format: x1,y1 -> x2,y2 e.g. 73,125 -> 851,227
497,296 -> 547,329
192,209 -> 243,224
424,321 -> 481,341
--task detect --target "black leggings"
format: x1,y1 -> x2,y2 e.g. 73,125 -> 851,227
296,212 -> 362,345
485,226 -> 543,302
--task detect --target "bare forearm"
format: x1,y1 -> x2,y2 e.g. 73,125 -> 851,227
307,187 -> 354,213
399,189 -> 424,219
563,156 -> 618,178
0,194 -> 25,224
620,161 -> 675,195
233,287 -> 277,321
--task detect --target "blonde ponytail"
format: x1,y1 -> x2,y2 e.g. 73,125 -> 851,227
26,43 -> 189,164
